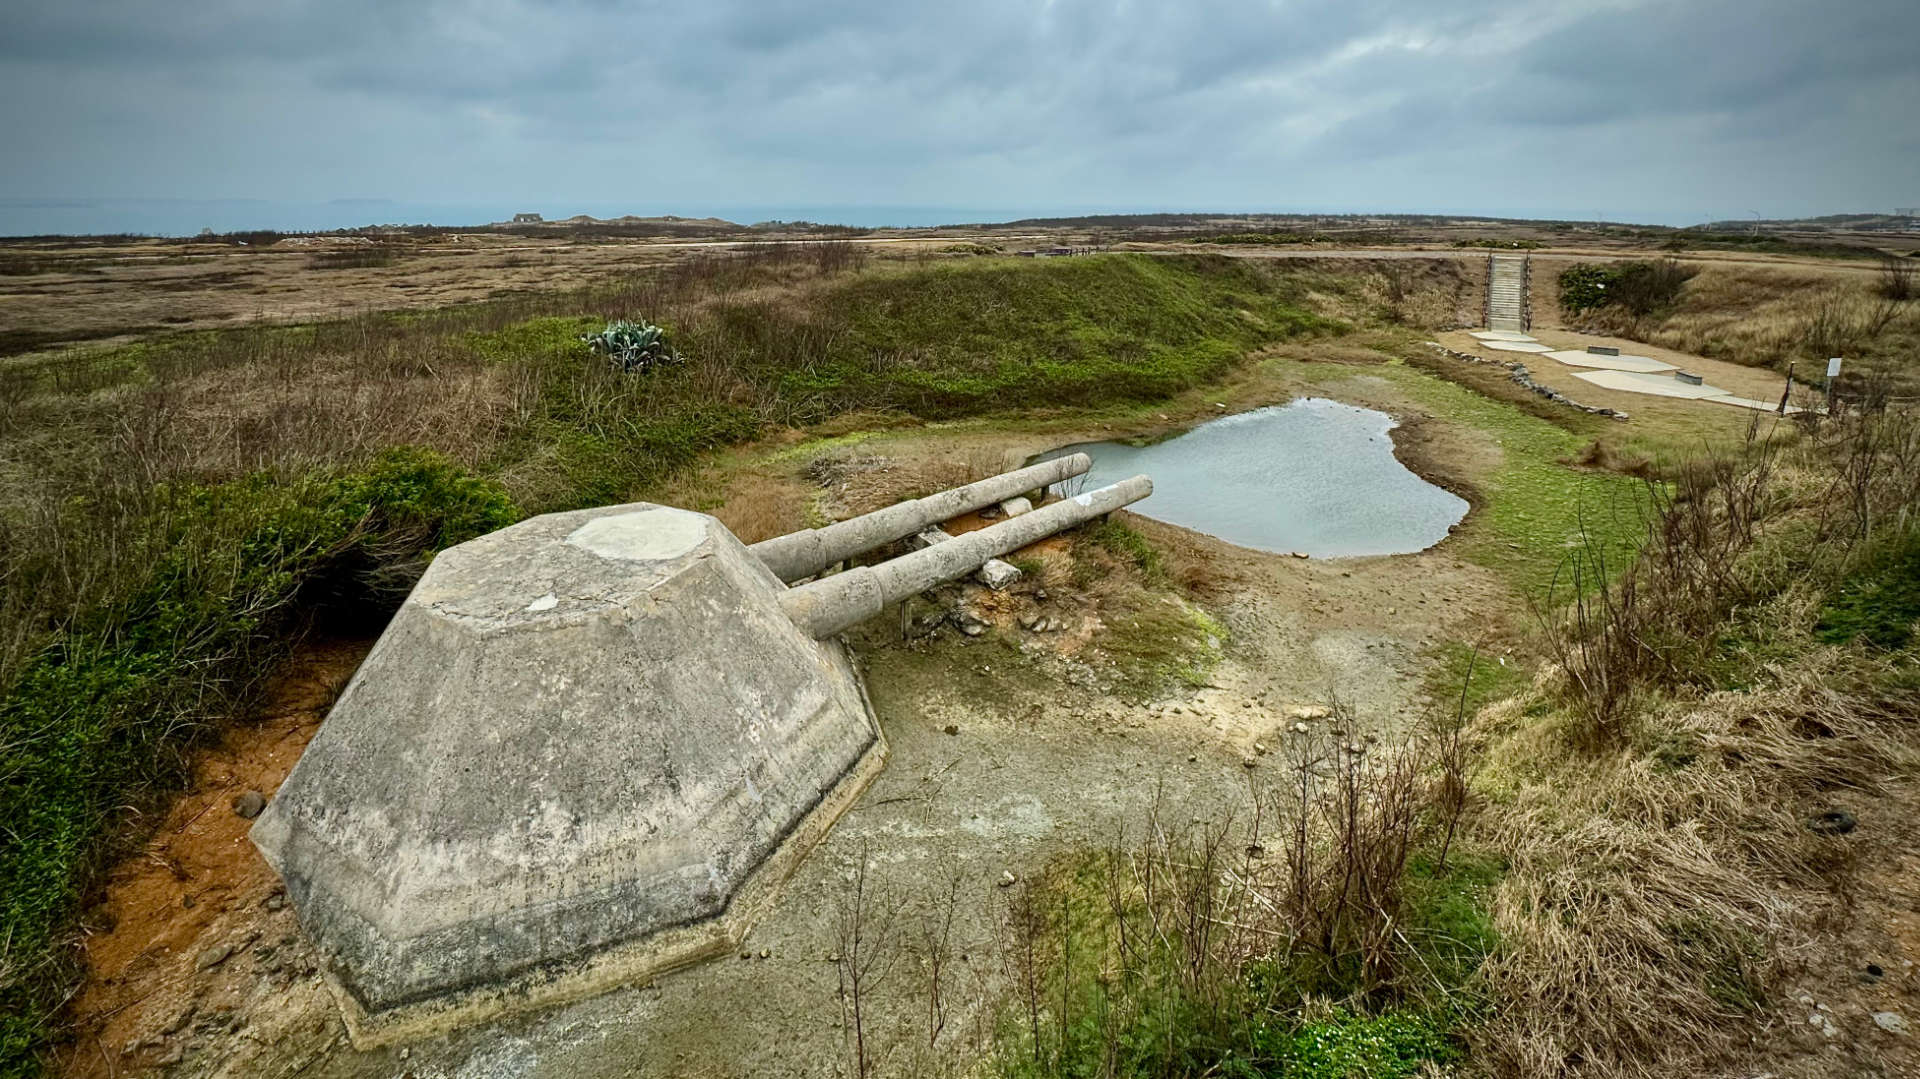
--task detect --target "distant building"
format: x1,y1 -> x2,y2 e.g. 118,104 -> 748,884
512,213 -> 543,223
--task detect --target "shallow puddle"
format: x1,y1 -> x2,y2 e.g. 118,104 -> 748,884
1046,398 -> 1466,557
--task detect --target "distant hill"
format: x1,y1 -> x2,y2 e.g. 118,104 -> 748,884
1699,212 -> 1919,233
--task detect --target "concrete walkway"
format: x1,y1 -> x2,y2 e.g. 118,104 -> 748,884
1487,254 -> 1528,331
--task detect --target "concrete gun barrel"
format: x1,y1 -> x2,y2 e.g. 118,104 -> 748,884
749,453 -> 1093,583
779,474 -> 1151,638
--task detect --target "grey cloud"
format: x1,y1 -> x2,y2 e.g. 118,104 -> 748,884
0,0 -> 1913,224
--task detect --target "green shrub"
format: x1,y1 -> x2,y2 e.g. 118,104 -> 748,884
1560,259 -> 1695,317
1559,264 -> 1619,314
0,449 -> 514,1074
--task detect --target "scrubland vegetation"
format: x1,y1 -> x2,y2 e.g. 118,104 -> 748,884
1560,256 -> 1920,396
0,249 -> 1338,1069
2,240 -> 1914,1078
976,399 -> 1918,1079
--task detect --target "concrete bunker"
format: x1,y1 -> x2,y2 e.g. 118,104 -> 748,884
252,455 -> 1149,1044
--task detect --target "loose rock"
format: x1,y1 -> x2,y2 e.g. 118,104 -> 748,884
232,790 -> 267,819
194,944 -> 234,972
1875,1011 -> 1909,1035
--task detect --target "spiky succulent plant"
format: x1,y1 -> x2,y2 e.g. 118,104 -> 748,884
580,320 -> 680,373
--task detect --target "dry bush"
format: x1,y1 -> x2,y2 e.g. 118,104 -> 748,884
708,472 -> 809,544
1473,661 -> 1914,1077
1878,256 -> 1915,302
1539,418 -> 1781,742
1488,391 -> 1920,1076
991,721 -> 1467,1076
1561,439 -> 1655,479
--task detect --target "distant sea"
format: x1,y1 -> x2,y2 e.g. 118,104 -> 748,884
0,199 -> 1035,238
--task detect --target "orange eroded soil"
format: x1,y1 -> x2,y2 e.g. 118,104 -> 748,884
57,640 -> 369,1078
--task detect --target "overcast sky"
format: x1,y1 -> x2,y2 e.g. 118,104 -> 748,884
2,0 -> 1915,230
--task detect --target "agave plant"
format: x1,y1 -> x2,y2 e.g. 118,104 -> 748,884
580,320 -> 680,373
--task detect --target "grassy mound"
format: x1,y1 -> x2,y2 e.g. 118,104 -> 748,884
0,251 -> 1328,1073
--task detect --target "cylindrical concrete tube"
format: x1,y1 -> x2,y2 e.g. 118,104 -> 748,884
780,474 -> 1152,638
749,453 -> 1093,583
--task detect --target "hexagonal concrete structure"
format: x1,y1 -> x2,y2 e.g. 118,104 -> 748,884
251,503 -> 886,1044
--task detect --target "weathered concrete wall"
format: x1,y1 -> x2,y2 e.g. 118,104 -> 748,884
252,504 -> 885,1043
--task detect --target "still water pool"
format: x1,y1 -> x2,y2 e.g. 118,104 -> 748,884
1045,399 -> 1467,558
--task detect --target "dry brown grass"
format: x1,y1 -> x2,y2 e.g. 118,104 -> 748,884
1472,655 -> 1914,1077
1472,397 -> 1920,1077
1571,264 -> 1920,394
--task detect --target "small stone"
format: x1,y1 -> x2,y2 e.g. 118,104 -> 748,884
1187,754 -> 1198,762
978,560 -> 1022,590
960,620 -> 987,637
1242,757 -> 1257,769
998,871 -> 1017,888
760,948 -> 771,959
826,952 -> 842,962
1875,1011 -> 1909,1035
1018,612 -> 1039,630
400,1048 -> 411,1061
263,892 -> 285,911
1289,705 -> 1332,721
942,724 -> 960,736
1252,741 -> 1268,755
1292,551 -> 1310,559
998,497 -> 1033,518
232,790 -> 266,819
1293,722 -> 1310,734
195,944 -> 234,972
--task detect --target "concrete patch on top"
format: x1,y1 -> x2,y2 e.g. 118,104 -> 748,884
1481,340 -> 1553,354
1470,330 -> 1536,342
1544,349 -> 1678,374
1571,369 -> 1729,399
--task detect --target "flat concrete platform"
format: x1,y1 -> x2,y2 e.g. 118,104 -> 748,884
1471,330 -> 1536,342
1705,394 -> 1812,415
1482,340 -> 1553,354
1544,349 -> 1679,374
1571,369 -> 1728,399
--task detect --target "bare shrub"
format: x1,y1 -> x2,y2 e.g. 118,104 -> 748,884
1878,255 -> 1915,301
1539,419 -> 1781,743
835,842 -> 904,1079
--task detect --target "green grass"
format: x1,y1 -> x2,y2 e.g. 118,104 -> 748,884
0,253 -> 1338,1073
1424,641 -> 1532,721
1816,530 -> 1920,649
1257,351 -> 1652,597
995,851 -> 1496,1079
0,449 -> 514,1068
775,255 -> 1339,417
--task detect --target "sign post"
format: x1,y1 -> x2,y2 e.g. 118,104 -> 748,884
1826,357 -> 1842,413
